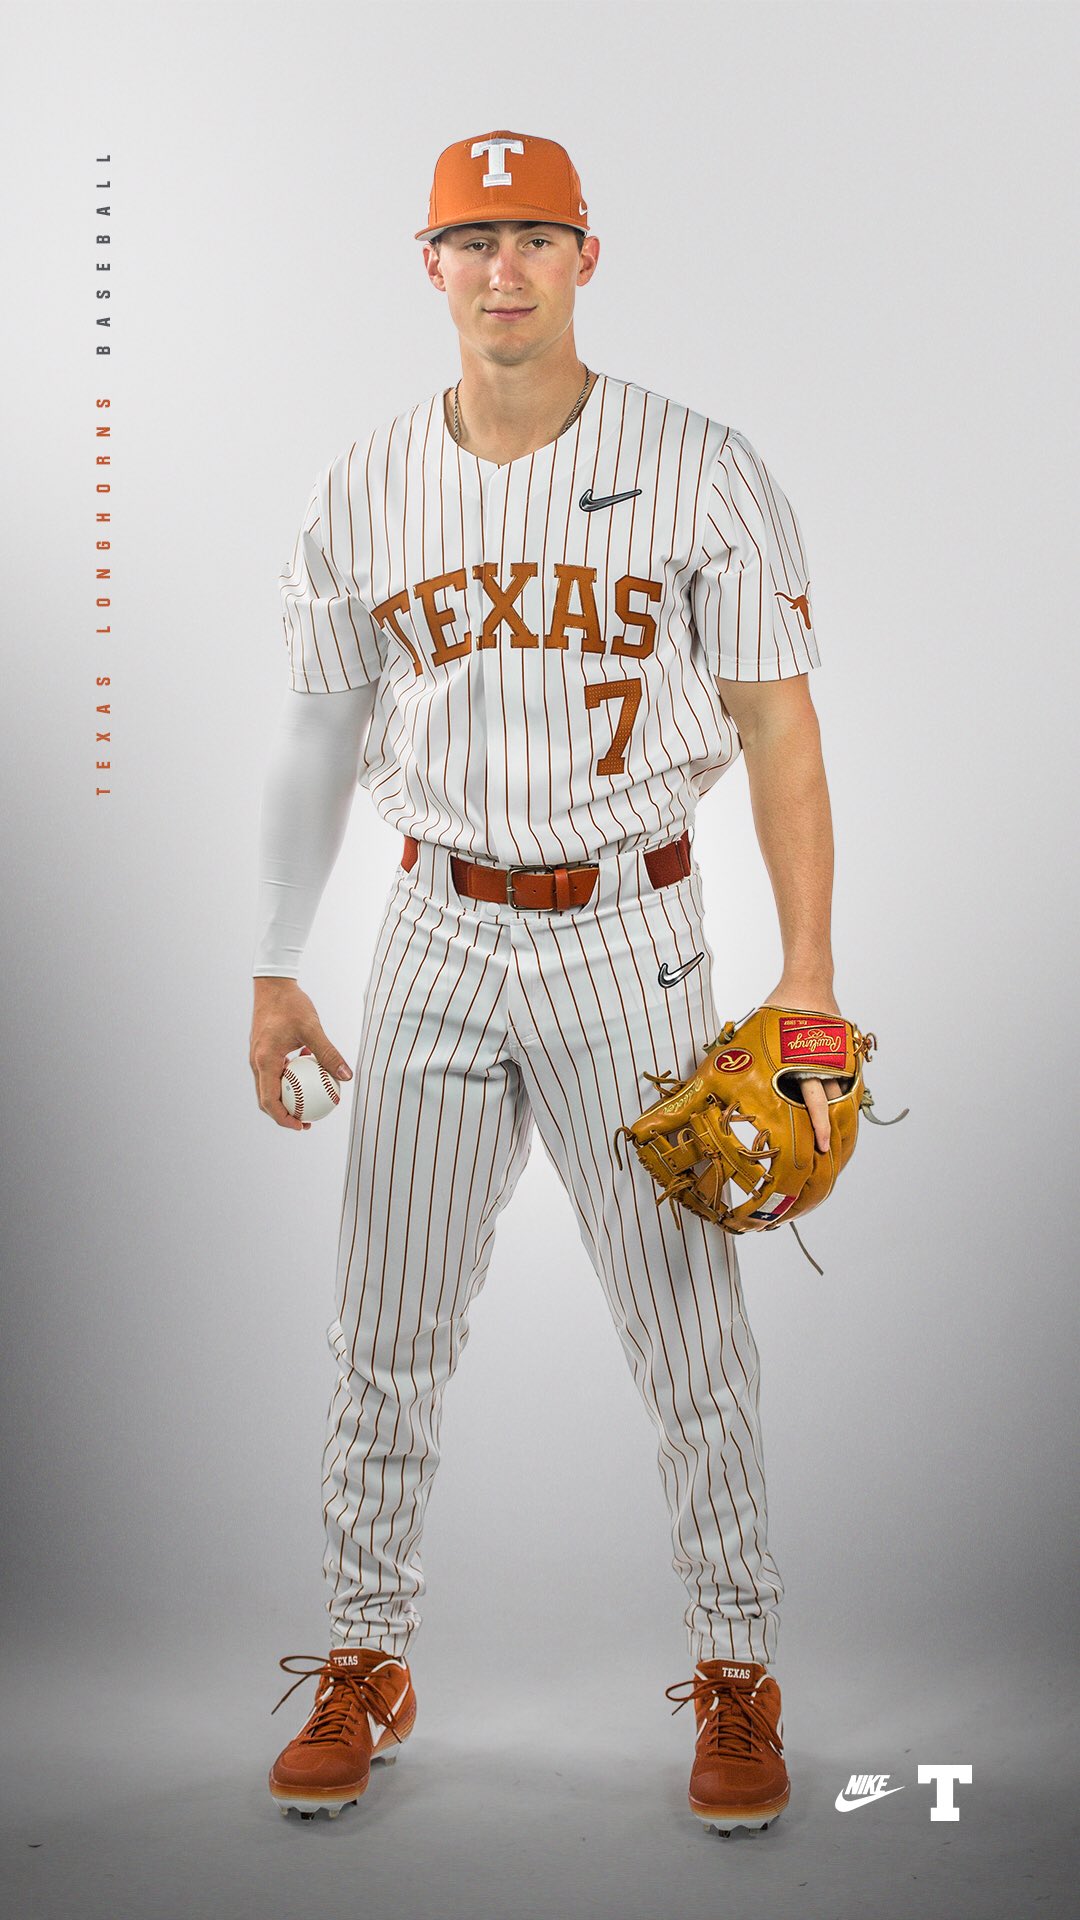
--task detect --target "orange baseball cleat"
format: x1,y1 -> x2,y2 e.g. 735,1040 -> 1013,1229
665,1657 -> 790,1835
269,1647 -> 417,1819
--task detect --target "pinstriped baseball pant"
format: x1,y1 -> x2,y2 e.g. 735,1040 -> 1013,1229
320,833 -> 784,1665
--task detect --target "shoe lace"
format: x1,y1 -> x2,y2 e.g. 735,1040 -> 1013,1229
271,1654 -> 406,1747
664,1674 -> 779,1760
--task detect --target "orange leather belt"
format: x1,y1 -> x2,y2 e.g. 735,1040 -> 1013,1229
400,831 -> 692,911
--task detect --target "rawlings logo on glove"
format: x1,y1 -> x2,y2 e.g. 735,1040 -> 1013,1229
611,1006 -> 907,1272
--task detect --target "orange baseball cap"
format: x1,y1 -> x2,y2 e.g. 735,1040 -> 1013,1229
415,130 -> 589,242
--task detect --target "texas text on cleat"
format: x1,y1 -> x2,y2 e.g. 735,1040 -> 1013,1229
268,1647 -> 417,1818
665,1658 -> 790,1835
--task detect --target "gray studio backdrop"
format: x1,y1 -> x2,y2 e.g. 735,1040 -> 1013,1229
2,5 -> 1076,1919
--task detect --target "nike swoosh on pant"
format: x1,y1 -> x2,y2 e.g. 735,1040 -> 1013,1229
658,953 -> 705,988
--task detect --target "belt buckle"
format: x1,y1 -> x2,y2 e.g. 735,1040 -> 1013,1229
505,860 -> 596,912
505,863 -> 547,911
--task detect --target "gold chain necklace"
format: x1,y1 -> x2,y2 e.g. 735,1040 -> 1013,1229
451,366 -> 593,451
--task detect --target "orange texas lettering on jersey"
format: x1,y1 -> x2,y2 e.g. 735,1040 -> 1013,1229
278,373 -> 820,867
373,562 -> 663,670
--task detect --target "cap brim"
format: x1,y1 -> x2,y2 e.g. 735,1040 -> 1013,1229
415,206 -> 588,242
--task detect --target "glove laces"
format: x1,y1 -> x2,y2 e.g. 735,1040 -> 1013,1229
664,1673 -> 781,1761
270,1654 -> 406,1747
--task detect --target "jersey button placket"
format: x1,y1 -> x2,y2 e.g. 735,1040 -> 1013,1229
476,463 -> 509,868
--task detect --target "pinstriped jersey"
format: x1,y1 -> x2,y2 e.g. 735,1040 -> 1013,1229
278,371 -> 820,867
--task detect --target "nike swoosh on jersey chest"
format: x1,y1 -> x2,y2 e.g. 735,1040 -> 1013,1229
342,439 -> 714,674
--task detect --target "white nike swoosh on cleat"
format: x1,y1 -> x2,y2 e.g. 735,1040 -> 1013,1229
834,1785 -> 906,1811
368,1678 -> 411,1750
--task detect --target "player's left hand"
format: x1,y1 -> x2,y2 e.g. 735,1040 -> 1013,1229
761,982 -> 844,1154
797,1074 -> 845,1154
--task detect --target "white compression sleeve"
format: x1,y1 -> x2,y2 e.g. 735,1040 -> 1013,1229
251,684 -> 378,979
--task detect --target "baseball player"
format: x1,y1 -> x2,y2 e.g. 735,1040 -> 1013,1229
250,129 -> 841,1836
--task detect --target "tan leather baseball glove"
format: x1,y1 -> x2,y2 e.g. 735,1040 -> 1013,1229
612,1005 -> 906,1271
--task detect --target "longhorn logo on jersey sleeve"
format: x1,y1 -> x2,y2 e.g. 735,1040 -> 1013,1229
775,582 -> 812,629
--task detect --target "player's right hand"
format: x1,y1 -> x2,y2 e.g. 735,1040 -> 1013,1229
249,978 -> 354,1132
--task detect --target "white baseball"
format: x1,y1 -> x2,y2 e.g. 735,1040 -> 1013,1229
281,1047 -> 341,1123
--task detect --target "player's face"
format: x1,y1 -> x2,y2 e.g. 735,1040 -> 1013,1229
425,222 -> 598,364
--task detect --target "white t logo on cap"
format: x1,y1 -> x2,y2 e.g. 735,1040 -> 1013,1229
472,137 -> 524,187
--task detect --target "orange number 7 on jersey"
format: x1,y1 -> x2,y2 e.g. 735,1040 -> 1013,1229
584,676 -> 642,777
